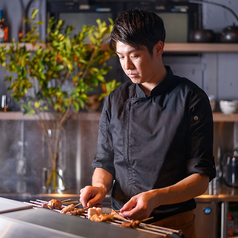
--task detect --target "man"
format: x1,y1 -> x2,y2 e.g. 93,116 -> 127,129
80,9 -> 216,237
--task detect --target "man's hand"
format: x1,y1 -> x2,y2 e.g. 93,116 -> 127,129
120,173 -> 209,220
120,191 -> 156,220
79,168 -> 113,208
80,185 -> 107,208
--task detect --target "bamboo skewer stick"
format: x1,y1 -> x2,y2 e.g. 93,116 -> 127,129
62,201 -> 79,204
140,225 -> 173,235
36,199 -> 49,203
73,203 -> 82,208
62,198 -> 71,203
135,227 -> 167,237
108,219 -> 167,237
30,200 -> 44,205
102,209 -> 120,214
142,223 -> 181,234
141,216 -> 154,222
25,201 -> 42,207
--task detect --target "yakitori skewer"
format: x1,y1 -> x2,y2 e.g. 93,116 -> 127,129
26,199 -> 183,237
35,199 -> 63,210
61,198 -> 71,203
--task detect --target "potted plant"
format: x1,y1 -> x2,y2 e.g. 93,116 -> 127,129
0,10 -> 116,192
98,79 -> 121,101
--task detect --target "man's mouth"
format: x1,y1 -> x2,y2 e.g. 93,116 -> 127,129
128,72 -> 138,78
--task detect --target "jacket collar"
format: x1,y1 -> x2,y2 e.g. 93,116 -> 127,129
136,66 -> 174,98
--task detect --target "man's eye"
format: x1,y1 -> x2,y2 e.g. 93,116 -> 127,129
131,55 -> 138,59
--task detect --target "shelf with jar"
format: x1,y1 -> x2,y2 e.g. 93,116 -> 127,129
1,42 -> 238,53
0,111 -> 238,122
0,9 -> 8,43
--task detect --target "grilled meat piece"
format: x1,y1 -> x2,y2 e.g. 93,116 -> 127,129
47,199 -> 63,210
88,207 -> 102,218
90,214 -> 114,222
41,203 -> 48,209
60,204 -> 75,214
121,220 -> 141,228
66,208 -> 84,215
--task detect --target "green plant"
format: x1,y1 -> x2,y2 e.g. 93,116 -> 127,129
0,9 -> 115,191
98,79 -> 121,101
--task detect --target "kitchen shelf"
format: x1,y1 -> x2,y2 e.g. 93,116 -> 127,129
1,42 -> 238,53
213,112 -> 238,122
0,111 -> 102,121
1,42 -> 45,51
0,111 -> 238,122
163,43 -> 238,53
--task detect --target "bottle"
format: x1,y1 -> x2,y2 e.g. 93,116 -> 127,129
228,212 -> 234,236
1,95 -> 8,112
0,9 -> 8,42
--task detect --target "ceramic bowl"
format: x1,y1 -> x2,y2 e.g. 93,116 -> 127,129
220,100 -> 237,114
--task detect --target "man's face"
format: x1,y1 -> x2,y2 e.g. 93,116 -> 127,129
115,41 -> 161,86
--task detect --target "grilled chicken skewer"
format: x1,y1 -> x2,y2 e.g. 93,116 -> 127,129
60,204 -> 76,213
90,213 -> 114,222
60,203 -> 84,214
32,199 -> 63,210
45,199 -> 63,210
66,208 -> 85,215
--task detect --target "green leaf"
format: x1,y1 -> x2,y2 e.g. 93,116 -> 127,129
73,102 -> 79,112
55,65 -> 64,71
31,9 -> 39,20
35,21 -> 44,25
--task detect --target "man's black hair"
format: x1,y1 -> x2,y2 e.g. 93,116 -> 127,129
109,8 -> 166,55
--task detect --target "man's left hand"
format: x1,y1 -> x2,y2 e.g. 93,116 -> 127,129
119,191 -> 156,220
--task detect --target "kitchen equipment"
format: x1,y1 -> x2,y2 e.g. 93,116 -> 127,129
189,29 -> 215,43
220,24 -> 238,43
47,0 -> 200,43
222,150 -> 238,188
194,201 -> 218,238
189,1 -> 238,43
0,197 -> 184,238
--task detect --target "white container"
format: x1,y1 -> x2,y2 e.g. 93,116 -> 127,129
220,100 -> 237,114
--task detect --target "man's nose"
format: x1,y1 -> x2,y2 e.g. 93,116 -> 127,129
124,57 -> 133,70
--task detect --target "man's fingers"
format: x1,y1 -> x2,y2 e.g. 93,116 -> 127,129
80,187 -> 93,207
86,193 -> 101,207
120,198 -> 135,212
80,186 -> 104,208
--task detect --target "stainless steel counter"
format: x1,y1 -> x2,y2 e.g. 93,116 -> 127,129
0,216 -> 85,238
2,208 -> 157,238
0,197 -> 183,238
2,185 -> 238,238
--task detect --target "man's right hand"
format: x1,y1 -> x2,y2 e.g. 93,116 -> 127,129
79,185 -> 107,208
80,168 -> 113,208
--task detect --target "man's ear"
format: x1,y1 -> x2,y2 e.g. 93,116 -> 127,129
154,41 -> 164,56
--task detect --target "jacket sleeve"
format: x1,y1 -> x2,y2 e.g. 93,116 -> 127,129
186,90 -> 216,181
91,96 -> 115,178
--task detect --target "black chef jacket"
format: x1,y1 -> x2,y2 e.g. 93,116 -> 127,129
92,66 -> 216,221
